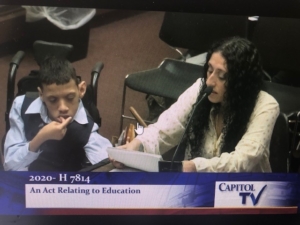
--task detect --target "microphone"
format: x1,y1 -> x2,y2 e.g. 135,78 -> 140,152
159,86 -> 213,172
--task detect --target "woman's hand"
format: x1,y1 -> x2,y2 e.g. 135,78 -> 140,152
109,139 -> 142,169
182,160 -> 197,172
117,138 -> 142,151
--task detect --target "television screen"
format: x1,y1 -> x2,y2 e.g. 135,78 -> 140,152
0,1 -> 300,224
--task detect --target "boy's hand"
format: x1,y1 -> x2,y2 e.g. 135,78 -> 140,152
41,117 -> 72,140
29,117 -> 72,152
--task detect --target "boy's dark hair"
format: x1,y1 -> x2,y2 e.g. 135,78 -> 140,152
38,56 -> 79,89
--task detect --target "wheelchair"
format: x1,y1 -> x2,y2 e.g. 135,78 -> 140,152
1,40 -> 106,171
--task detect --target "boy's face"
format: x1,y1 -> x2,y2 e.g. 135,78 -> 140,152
38,79 -> 86,122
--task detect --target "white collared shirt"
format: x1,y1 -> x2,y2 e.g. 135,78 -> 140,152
137,78 -> 280,172
4,95 -> 112,171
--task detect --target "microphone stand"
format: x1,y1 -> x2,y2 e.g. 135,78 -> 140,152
159,86 -> 213,172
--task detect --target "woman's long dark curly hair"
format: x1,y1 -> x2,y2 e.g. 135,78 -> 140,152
188,36 -> 264,158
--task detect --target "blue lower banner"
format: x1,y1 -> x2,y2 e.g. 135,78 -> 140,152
0,172 -> 299,215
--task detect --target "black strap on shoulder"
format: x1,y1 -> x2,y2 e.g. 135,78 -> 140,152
21,92 -> 43,141
21,92 -> 40,116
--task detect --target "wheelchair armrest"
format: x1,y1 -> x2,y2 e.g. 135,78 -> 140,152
6,51 -> 25,132
11,51 -> 25,66
90,62 -> 104,105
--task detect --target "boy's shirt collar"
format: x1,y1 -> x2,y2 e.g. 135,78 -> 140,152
25,97 -> 88,124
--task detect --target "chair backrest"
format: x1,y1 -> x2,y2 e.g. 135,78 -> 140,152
262,81 -> 300,172
269,112 -> 289,172
125,59 -> 204,100
262,81 -> 300,115
5,41 -> 103,131
159,12 -> 249,52
33,40 -> 73,65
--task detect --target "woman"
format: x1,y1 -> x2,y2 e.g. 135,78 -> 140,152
113,36 -> 279,172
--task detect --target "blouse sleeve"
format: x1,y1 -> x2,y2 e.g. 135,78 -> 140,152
136,78 -> 203,155
191,91 -> 280,172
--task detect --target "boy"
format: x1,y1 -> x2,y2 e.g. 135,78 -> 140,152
4,57 -> 112,171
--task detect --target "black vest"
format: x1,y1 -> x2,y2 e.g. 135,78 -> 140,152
21,94 -> 94,171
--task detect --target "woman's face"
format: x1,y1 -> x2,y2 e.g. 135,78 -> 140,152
206,52 -> 227,105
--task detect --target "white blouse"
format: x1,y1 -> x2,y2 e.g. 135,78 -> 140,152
136,78 -> 280,172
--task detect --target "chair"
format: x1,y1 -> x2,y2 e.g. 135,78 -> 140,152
269,112 -> 290,172
24,17 -> 90,62
120,59 -> 204,133
262,82 -> 300,172
211,16 -> 300,171
250,17 -> 300,171
5,40 -> 103,132
262,81 -> 300,115
288,112 -> 300,172
2,40 -> 104,170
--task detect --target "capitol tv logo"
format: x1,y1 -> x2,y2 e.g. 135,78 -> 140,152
214,182 -> 269,207
239,185 -> 267,205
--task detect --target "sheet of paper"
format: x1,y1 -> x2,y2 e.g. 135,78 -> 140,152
110,167 -> 142,172
107,147 -> 163,172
